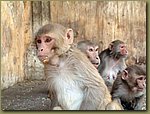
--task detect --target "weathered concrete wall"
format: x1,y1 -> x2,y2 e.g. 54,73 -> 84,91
1,1 -> 32,89
1,1 -> 146,89
50,1 -> 146,65
24,43 -> 44,80
24,1 -> 50,81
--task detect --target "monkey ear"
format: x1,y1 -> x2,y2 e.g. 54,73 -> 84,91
108,43 -> 113,50
65,29 -> 74,45
121,70 -> 128,80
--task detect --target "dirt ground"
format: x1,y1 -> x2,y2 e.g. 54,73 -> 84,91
1,80 -> 146,111
1,80 -> 52,110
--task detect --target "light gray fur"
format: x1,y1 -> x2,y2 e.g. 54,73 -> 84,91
44,47 -> 112,110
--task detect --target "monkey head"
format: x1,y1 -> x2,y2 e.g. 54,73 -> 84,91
121,65 -> 146,94
77,40 -> 100,68
108,40 -> 128,59
86,45 -> 100,68
35,23 -> 74,64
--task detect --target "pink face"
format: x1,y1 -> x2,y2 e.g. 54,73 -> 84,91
119,44 -> 128,56
131,75 -> 146,93
135,76 -> 146,91
36,35 -> 56,63
86,45 -> 100,68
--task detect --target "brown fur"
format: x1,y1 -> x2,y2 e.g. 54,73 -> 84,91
111,65 -> 146,110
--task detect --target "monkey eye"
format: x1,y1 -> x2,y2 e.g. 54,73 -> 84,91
138,77 -> 143,80
95,48 -> 99,51
37,39 -> 41,43
120,46 -> 124,48
45,37 -> 52,43
138,77 -> 145,80
89,48 -> 93,52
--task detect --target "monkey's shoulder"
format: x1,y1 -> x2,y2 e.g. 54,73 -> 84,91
101,59 -> 121,72
99,49 -> 110,60
112,79 -> 145,101
112,85 -> 131,101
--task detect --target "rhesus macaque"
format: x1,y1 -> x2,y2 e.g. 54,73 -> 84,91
98,40 -> 128,91
77,40 -> 100,68
35,23 -> 122,110
111,65 -> 146,110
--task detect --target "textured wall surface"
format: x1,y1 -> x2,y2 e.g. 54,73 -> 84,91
1,1 -> 32,89
1,1 -> 146,89
50,1 -> 146,63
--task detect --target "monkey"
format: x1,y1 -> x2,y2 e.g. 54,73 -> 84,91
35,23 -> 122,110
111,65 -> 146,110
98,40 -> 128,91
77,40 -> 100,69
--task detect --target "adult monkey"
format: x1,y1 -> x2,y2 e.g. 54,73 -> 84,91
35,23 -> 122,110
77,40 -> 100,69
98,40 -> 128,91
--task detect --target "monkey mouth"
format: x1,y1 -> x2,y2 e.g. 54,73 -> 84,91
120,51 -> 128,56
92,63 -> 100,68
92,62 -> 99,65
137,88 -> 144,91
38,55 -> 49,63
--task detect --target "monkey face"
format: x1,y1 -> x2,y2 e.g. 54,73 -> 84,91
133,75 -> 146,92
119,44 -> 128,56
109,40 -> 128,59
36,35 -> 56,63
35,24 -> 74,64
121,67 -> 146,94
86,45 -> 100,68
112,43 -> 128,58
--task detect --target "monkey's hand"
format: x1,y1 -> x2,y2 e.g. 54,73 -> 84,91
106,99 -> 124,110
53,106 -> 63,110
48,90 -> 56,99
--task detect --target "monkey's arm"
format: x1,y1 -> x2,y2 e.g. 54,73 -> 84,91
48,90 -> 59,109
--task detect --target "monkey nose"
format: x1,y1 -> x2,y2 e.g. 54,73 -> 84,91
113,76 -> 116,80
40,49 -> 43,51
107,76 -> 110,80
96,56 -> 99,60
143,83 -> 146,87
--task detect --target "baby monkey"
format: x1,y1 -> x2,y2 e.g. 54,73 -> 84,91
111,65 -> 146,110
